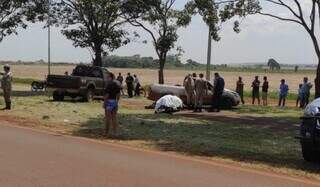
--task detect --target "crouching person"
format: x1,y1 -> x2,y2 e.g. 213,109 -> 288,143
1,64 -> 12,110
104,73 -> 121,137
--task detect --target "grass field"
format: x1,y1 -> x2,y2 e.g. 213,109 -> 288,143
9,64 -> 316,93
0,90 -> 319,180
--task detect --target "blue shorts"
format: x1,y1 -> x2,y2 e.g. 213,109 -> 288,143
105,100 -> 118,112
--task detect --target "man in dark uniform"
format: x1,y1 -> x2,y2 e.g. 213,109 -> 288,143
211,73 -> 225,112
125,73 -> 134,98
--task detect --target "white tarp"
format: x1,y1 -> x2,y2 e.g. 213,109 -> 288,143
155,95 -> 183,111
305,98 -> 320,116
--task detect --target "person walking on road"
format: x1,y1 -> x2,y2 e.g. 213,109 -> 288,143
183,74 -> 195,109
194,73 -> 208,112
251,76 -> 261,105
0,64 -> 12,110
236,76 -> 245,104
278,79 -> 289,108
210,73 -> 225,112
116,73 -> 124,95
125,73 -> 134,98
262,76 -> 269,106
104,73 -> 121,137
300,77 -> 313,108
134,74 -> 141,96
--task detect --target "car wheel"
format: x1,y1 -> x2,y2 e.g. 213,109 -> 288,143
53,91 -> 64,101
85,89 -> 95,102
301,141 -> 319,162
221,97 -> 233,109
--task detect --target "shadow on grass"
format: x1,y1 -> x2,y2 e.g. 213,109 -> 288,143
0,90 -> 47,97
72,112 -> 320,175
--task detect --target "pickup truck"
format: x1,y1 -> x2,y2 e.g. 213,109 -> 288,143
46,65 -> 110,102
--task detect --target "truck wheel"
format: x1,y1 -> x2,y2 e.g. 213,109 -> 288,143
85,89 -> 95,102
53,91 -> 65,101
301,142 -> 319,162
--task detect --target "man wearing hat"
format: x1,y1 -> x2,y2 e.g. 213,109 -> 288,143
0,64 -> 13,110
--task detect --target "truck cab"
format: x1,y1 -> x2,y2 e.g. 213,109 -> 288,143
46,65 -> 110,101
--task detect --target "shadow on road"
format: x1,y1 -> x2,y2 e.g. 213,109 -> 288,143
72,112 -> 320,175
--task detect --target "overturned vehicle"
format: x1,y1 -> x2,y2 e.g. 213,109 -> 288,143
298,98 -> 320,162
148,82 -> 241,109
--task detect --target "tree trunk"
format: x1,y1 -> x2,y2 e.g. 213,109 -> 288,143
158,58 -> 165,84
315,58 -> 320,98
93,45 -> 102,67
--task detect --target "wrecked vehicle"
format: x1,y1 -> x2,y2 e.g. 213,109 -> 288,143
148,82 -> 241,109
297,98 -> 320,162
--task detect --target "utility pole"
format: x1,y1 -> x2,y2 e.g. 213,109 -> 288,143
206,28 -> 212,81
47,0 -> 51,75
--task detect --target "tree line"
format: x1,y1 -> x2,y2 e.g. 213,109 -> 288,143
0,0 -> 320,97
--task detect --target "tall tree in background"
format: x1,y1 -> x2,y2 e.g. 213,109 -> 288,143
127,0 -> 192,84
185,0 -> 260,80
258,0 -> 320,97
53,0 -> 137,66
0,0 -> 45,42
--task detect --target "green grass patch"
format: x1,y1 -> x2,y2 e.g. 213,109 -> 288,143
13,77 -> 38,85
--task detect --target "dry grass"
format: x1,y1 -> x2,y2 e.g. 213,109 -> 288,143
10,64 -> 315,92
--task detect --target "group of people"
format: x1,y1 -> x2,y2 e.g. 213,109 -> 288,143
236,76 -> 313,108
183,72 -> 225,112
116,73 -> 141,98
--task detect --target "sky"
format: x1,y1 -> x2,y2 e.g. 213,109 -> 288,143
0,0 -> 318,65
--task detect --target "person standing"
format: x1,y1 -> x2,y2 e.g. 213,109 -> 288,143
194,73 -> 208,112
211,73 -> 225,112
125,73 -> 134,98
183,74 -> 195,109
236,76 -> 245,104
116,73 -> 124,95
300,77 -> 313,108
296,84 -> 303,107
251,76 -> 261,105
134,74 -> 141,96
0,64 -> 12,110
104,73 -> 121,137
278,79 -> 289,108
262,76 -> 269,106
192,73 -> 197,82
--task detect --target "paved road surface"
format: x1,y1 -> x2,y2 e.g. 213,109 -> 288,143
0,124 -> 319,187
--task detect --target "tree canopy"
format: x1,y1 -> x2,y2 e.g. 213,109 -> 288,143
0,0 -> 46,42
52,0 -> 138,66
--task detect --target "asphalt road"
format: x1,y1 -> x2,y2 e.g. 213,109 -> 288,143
0,124 -> 319,187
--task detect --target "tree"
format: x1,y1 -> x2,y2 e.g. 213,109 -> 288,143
0,0 -> 46,42
52,0 -> 137,66
258,0 -> 320,97
127,0 -> 192,84
267,58 -> 281,70
185,0 -> 260,80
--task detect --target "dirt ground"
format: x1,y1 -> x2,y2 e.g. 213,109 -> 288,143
10,64 -> 315,92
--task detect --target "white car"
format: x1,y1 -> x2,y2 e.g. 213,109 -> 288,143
148,82 -> 241,109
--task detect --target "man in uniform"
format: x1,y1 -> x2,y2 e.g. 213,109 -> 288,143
251,76 -> 261,105
183,74 -> 195,109
125,73 -> 134,98
194,73 -> 208,112
211,73 -> 225,112
0,64 -> 12,110
116,73 -> 124,95
236,76 -> 245,104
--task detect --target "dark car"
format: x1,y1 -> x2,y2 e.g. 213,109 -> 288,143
297,98 -> 320,162
46,65 -> 110,101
